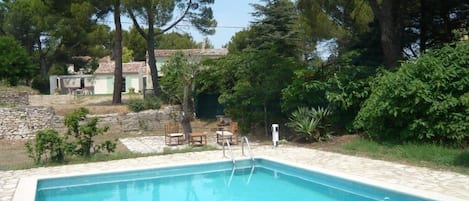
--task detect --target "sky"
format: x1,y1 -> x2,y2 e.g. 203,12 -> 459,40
113,0 -> 261,48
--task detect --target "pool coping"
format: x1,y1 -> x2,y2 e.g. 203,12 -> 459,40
13,156 -> 465,201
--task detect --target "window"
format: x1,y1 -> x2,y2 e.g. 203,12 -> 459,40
121,77 -> 126,92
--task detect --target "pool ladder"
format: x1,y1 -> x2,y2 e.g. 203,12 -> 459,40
222,139 -> 235,165
222,136 -> 254,165
224,136 -> 255,186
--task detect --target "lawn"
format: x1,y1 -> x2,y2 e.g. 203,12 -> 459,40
325,137 -> 469,175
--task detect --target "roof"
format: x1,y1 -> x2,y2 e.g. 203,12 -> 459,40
95,61 -> 147,74
154,48 -> 228,57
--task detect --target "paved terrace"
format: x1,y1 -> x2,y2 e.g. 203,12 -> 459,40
1,137 -> 468,201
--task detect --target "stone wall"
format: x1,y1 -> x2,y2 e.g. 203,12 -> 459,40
51,106 -> 179,134
0,105 -> 179,139
0,107 -> 54,139
0,92 -> 29,106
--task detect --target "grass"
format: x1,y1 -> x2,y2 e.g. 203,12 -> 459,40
0,140 -> 218,171
334,137 -> 469,175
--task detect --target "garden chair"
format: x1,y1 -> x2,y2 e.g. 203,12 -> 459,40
216,121 -> 239,145
165,122 -> 184,145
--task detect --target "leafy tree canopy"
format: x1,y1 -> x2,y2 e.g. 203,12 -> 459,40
0,36 -> 37,86
354,41 -> 469,146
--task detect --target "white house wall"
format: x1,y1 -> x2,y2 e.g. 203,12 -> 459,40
94,76 -> 112,94
94,74 -> 142,94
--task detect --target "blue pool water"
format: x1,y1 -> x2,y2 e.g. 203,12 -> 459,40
36,158 -> 434,201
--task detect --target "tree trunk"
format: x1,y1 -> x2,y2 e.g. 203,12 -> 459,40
146,22 -> 162,96
181,82 -> 193,138
419,0 -> 428,52
112,0 -> 123,104
369,0 -> 403,69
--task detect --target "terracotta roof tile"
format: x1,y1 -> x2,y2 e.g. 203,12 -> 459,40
95,61 -> 147,74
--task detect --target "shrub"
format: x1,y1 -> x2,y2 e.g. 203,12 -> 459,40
127,96 -> 161,112
25,129 -> 66,164
127,99 -> 145,112
286,106 -> 332,142
25,108 -> 116,164
64,107 -> 113,156
354,42 -> 469,146
31,76 -> 50,94
143,95 -> 161,110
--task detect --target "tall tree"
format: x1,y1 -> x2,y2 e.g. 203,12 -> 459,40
124,0 -> 216,96
250,0 -> 299,58
2,0 -> 53,77
208,0 -> 300,134
0,36 -> 36,86
296,0 -> 374,60
112,0 -> 123,104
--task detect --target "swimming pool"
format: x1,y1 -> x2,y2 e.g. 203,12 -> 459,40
30,158 -> 444,201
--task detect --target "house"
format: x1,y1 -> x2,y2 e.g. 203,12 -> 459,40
94,61 -> 147,94
49,74 -> 94,95
49,48 -> 228,96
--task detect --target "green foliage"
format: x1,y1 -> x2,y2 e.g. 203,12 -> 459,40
160,51 -> 198,104
122,27 -> 146,61
127,96 -> 162,112
325,50 -> 379,131
286,106 -> 332,142
250,0 -> 299,57
122,47 -> 134,63
0,36 -> 37,86
281,68 -> 328,114
127,99 -> 145,112
354,42 -> 469,146
25,129 -> 65,164
31,76 -> 50,94
212,49 -> 299,131
156,32 -> 199,49
64,107 -> 113,156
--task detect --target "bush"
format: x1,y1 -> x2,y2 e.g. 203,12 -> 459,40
25,108 -> 116,164
286,106 -> 332,142
31,76 -> 50,94
127,99 -> 145,112
127,96 -> 161,112
354,42 -> 469,146
25,129 -> 66,164
64,107 -> 113,156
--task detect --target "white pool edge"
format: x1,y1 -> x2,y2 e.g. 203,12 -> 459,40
13,156 -> 465,201
258,155 -> 466,201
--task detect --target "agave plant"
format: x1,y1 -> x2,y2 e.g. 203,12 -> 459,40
286,106 -> 332,142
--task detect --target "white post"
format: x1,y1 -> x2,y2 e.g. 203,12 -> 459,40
272,124 -> 279,147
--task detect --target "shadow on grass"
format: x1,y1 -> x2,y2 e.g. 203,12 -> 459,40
454,151 -> 469,167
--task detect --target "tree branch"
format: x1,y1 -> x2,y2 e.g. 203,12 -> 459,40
127,9 -> 148,41
158,0 -> 193,35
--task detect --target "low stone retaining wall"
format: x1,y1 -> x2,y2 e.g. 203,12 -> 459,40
1,106 -> 179,139
0,107 -> 54,139
0,92 -> 29,106
52,106 -> 179,134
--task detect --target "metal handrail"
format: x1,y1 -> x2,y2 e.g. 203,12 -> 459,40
241,136 -> 254,162
223,139 -> 235,165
